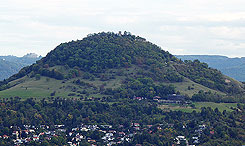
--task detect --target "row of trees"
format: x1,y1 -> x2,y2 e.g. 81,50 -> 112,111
103,77 -> 176,98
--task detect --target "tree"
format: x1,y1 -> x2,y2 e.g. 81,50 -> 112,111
35,74 -> 41,80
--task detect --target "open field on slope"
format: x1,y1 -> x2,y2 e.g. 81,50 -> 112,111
0,76 -> 64,99
161,77 -> 226,97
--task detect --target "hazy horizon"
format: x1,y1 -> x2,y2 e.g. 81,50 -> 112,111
2,51 -> 245,59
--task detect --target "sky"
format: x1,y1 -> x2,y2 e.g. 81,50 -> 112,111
0,0 -> 245,57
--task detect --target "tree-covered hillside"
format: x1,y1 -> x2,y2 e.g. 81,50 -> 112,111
42,32 -> 175,73
176,55 -> 245,82
0,32 -> 244,100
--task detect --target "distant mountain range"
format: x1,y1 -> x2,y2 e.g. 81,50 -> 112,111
0,53 -> 42,81
176,55 -> 245,82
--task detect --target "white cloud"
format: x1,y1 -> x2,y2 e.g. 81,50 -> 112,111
0,0 -> 245,57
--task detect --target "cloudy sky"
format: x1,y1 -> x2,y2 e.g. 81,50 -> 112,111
1,0 -> 245,57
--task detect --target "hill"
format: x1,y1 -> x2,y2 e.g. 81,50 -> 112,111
0,53 -> 42,81
0,32 -> 244,101
176,55 -> 245,81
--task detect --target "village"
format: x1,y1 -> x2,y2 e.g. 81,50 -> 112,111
0,120 -> 213,146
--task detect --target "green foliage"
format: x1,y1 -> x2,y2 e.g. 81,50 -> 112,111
192,90 -> 245,103
0,32 -> 243,101
41,32 -> 175,74
35,74 -> 41,80
175,60 -> 243,94
1,98 -> 244,145
105,77 -> 176,98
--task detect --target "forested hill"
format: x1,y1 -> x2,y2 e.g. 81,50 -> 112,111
176,55 -> 245,82
0,53 -> 42,81
42,32 -> 175,72
0,32 -> 244,100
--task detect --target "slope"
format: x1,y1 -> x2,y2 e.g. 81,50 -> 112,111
0,32 -> 244,100
176,55 -> 245,81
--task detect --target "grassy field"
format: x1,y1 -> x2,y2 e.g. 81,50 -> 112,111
0,65 -> 234,102
0,76 -> 65,99
162,77 -> 226,97
159,102 -> 240,113
0,73 -> 123,99
194,102 -> 238,112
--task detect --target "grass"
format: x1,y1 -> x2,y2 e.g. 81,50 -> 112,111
194,102 -> 238,112
162,77 -> 226,97
0,76 -> 64,99
0,65 -> 235,102
159,102 -> 240,113
0,71 -> 123,99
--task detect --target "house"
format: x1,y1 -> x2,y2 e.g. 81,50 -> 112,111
108,130 -> 116,133
29,129 -> 35,133
69,132 -> 73,136
45,131 -> 51,135
72,128 -> 79,131
33,135 -> 39,141
104,125 -> 113,129
199,124 -> 206,130
12,131 -> 19,136
147,125 -> 153,128
118,132 -> 125,136
193,139 -> 199,144
108,142 -> 116,146
175,136 -> 188,145
210,131 -> 214,135
134,123 -> 140,127
176,136 -> 186,142
133,97 -> 143,100
153,96 -> 161,101
55,124 -> 65,128
131,123 -> 140,127
39,132 -> 45,136
14,139 -> 23,145
58,128 -> 66,132
99,130 -> 107,133
106,133 -> 114,137
88,139 -> 96,143
23,130 -> 29,135
3,135 -> 9,139
167,123 -> 174,127
128,133 -> 134,137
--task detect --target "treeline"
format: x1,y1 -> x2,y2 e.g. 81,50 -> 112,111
192,90 -> 245,103
104,77 -> 176,98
